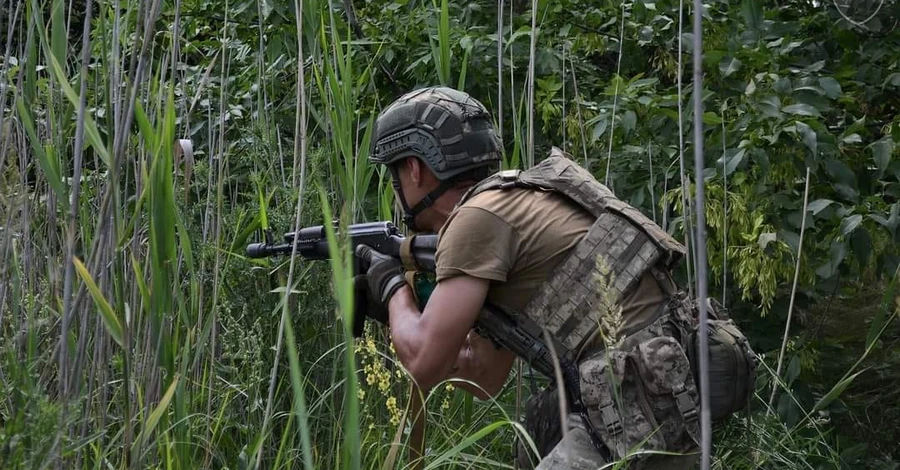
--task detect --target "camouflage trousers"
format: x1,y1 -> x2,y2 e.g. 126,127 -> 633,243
517,388 -> 700,470
524,412 -> 699,470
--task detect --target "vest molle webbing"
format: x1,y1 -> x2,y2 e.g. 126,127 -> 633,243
458,148 -> 686,355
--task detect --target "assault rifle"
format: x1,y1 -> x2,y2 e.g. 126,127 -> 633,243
245,221 -> 574,380
247,221 -> 438,269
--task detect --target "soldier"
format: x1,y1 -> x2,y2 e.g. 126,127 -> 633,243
356,86 -> 753,469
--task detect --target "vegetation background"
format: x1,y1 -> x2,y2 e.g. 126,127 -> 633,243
1,0 -> 899,468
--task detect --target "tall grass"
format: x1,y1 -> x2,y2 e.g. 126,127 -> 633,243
0,0 -> 523,467
1,0 -> 898,469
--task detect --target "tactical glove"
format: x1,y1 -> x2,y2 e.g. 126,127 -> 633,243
352,274 -> 390,337
355,244 -> 408,306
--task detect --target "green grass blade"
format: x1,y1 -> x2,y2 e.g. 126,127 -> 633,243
812,369 -> 868,413
457,47 -> 470,90
433,0 -> 451,85
134,375 -> 180,449
49,0 -> 66,72
284,317 -> 315,470
16,98 -> 66,202
423,420 -> 509,469
317,187 -> 359,469
41,38 -> 111,165
73,257 -> 123,347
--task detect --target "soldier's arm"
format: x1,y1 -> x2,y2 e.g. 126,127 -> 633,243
451,330 -> 516,399
388,275 -> 514,393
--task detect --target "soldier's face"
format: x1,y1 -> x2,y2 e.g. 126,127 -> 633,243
394,158 -> 471,233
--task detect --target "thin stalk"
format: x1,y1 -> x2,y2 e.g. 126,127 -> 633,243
568,53 -> 588,166
769,167 -> 811,410
496,0 -> 503,140
677,0 -> 695,297
58,0 -> 94,447
604,2 -> 625,188
690,0 -> 711,467
0,0 -> 24,329
507,0 -> 517,168
648,142 -> 656,223
525,0 -> 537,168
561,43 -> 566,150
0,0 -> 23,172
663,156 -> 680,242
256,0 -> 312,465
543,330 -> 569,440
721,107 -> 728,302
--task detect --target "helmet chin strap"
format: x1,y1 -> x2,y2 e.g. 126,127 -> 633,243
390,167 -> 454,233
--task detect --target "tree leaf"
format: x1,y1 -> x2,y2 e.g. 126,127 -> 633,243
623,110 -> 637,136
786,355 -> 802,386
591,118 -> 608,142
883,72 -> 900,88
819,77 -> 843,98
718,148 -> 747,176
869,214 -> 890,227
741,0 -> 764,31
824,159 -> 856,186
758,232 -> 777,249
816,242 -> 847,278
719,57 -> 742,77
805,60 -> 826,72
795,121 -> 817,156
783,103 -> 821,117
871,139 -> 893,172
833,183 -> 859,202
842,133 -> 862,144
757,95 -> 782,118
702,111 -> 723,125
808,198 -> 835,215
840,214 -> 863,236
745,78 -> 757,95
774,77 -> 793,94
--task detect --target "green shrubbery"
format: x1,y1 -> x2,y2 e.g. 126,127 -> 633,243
1,0 -> 898,468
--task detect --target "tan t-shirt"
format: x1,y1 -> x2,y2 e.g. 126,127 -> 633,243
436,187 -> 667,352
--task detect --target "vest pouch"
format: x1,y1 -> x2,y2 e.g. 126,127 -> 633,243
634,337 -> 701,447
578,336 -> 700,468
693,317 -> 758,421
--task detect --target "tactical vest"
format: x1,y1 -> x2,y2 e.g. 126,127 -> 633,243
458,148 -> 686,356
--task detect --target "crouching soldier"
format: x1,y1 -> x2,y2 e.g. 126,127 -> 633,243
356,86 -> 756,469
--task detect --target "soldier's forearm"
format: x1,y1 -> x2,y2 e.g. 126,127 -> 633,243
388,286 -> 455,390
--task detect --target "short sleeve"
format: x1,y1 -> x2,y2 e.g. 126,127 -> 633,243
435,206 -> 518,282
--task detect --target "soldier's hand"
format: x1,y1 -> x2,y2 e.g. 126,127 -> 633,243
354,245 -> 408,307
352,274 -> 389,337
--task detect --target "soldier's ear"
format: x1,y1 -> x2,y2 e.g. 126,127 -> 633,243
407,157 -> 423,187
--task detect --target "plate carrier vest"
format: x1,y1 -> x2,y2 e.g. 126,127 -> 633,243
458,148 -> 686,358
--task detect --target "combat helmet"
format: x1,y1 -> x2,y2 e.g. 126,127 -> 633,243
371,86 -> 502,230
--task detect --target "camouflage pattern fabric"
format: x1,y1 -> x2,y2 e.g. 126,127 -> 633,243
518,301 -> 702,470
533,416 -> 698,470
456,150 -> 750,467
370,87 -> 502,180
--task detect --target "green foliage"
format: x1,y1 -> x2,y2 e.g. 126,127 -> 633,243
2,0 -> 899,467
